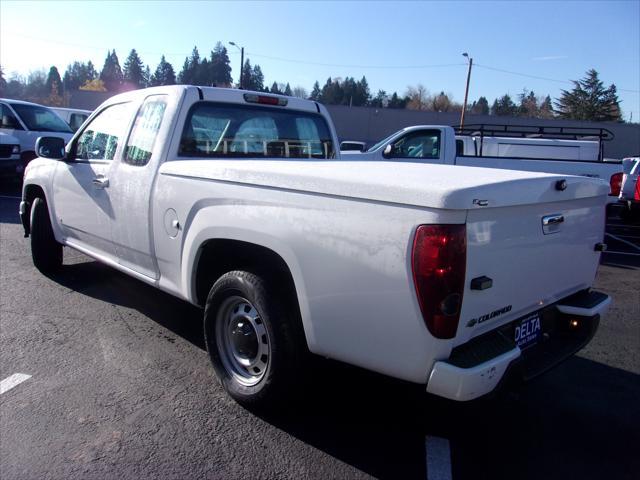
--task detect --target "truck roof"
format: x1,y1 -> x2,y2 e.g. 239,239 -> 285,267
101,85 -> 321,113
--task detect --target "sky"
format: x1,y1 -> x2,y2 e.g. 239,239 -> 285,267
1,0 -> 639,120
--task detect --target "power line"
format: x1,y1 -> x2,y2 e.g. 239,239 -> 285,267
4,31 -> 639,93
475,63 -> 639,94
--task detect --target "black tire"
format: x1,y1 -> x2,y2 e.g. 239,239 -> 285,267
30,197 -> 63,273
204,270 -> 304,409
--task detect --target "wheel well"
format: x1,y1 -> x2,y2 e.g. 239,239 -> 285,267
195,239 -> 299,309
22,184 -> 46,236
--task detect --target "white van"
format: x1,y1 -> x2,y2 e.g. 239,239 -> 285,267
49,107 -> 92,132
0,99 -> 74,163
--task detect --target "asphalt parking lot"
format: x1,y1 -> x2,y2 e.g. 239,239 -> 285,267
1,182 -> 638,480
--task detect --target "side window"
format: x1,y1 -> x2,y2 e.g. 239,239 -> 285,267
391,131 -> 441,159
124,97 -> 167,166
0,104 -> 22,130
75,103 -> 132,161
456,139 -> 464,156
69,113 -> 88,132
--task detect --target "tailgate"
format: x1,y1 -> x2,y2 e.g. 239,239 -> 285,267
456,195 -> 605,345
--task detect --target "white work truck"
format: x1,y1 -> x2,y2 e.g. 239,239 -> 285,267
20,86 -> 611,407
346,124 -> 624,203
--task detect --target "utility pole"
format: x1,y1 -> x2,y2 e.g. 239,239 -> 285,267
229,42 -> 244,89
460,52 -> 473,128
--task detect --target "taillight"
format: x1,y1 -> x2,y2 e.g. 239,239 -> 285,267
243,93 -> 288,106
609,172 -> 623,196
634,176 -> 640,201
411,225 -> 466,339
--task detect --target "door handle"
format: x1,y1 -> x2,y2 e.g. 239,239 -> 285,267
92,176 -> 109,189
542,214 -> 564,226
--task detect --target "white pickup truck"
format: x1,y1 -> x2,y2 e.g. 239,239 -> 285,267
20,86 -> 611,408
345,125 -> 624,203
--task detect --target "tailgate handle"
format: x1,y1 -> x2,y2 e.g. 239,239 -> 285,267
542,214 -> 564,226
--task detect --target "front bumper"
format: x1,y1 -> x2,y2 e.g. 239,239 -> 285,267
0,159 -> 24,177
426,290 -> 610,401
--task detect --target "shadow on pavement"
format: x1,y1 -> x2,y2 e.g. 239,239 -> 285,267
38,252 -> 640,480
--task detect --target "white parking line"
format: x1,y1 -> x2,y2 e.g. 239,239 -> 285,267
0,195 -> 21,200
426,436 -> 452,480
0,374 -> 32,394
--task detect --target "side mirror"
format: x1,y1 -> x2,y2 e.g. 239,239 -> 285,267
36,136 -> 66,160
383,144 -> 394,158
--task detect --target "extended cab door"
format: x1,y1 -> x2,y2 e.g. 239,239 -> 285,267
52,102 -> 134,259
106,95 -> 169,279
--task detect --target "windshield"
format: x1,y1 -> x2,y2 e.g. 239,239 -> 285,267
367,131 -> 399,152
9,103 -> 73,133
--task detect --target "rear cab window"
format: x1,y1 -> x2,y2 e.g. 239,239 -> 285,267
178,103 -> 334,159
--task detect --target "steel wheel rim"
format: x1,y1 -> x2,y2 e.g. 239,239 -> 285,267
215,296 -> 271,387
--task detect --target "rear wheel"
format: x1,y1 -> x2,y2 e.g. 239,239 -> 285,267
30,197 -> 63,273
204,270 -> 304,408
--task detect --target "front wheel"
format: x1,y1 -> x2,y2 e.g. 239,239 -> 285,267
204,270 -> 304,408
30,197 -> 63,273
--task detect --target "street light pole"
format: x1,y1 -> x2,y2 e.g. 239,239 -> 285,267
229,42 -> 244,89
460,52 -> 473,128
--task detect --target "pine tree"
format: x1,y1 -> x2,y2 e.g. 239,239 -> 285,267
270,81 -> 281,94
178,47 -> 201,84
45,66 -> 62,96
251,64 -> 265,91
470,96 -> 489,115
538,95 -> 554,119
123,49 -> 145,89
100,50 -> 123,92
387,92 -> 407,109
210,42 -> 232,87
151,56 -> 176,86
63,62 -> 94,91
370,90 -> 388,108
310,81 -> 321,101
491,94 -> 517,116
554,69 -> 621,121
283,83 -> 292,96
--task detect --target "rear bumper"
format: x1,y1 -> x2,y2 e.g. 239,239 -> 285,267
426,290 -> 610,401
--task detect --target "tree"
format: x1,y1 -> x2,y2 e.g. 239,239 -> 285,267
240,60 -> 265,91
554,69 -> 622,121
309,81 -> 321,101
45,66 -> 62,96
370,90 -> 388,108
24,69 -> 47,100
431,91 -> 453,112
150,55 -> 176,86
292,86 -> 308,99
270,81 -> 281,94
0,66 -> 6,96
538,95 -> 554,119
209,42 -> 232,87
80,78 -> 107,92
491,94 -> 517,116
283,83 -> 292,96
320,77 -> 343,104
470,96 -> 490,115
123,49 -> 145,89
517,89 -> 539,118
63,61 -> 97,91
387,92 -> 407,109
405,84 -> 430,110
100,50 -> 123,92
353,76 -> 370,106
178,46 -> 201,84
